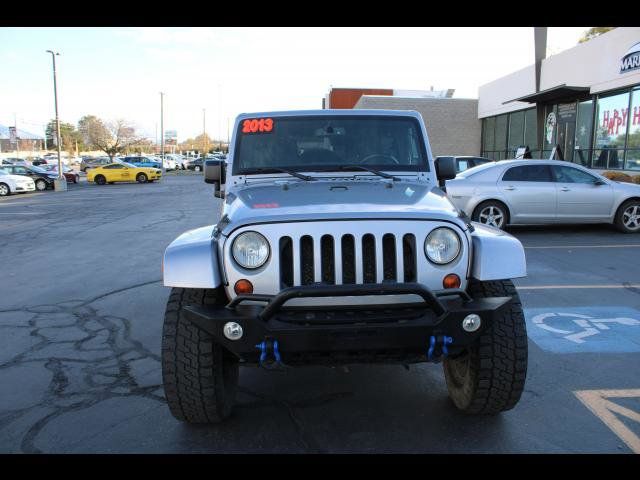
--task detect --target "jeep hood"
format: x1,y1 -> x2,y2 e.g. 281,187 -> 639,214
220,179 -> 466,236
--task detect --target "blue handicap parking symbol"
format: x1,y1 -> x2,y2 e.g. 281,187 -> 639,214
524,306 -> 640,353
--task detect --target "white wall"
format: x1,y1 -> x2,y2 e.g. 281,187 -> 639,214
478,65 -> 536,118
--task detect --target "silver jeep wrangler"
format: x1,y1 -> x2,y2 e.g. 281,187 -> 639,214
161,110 -> 528,423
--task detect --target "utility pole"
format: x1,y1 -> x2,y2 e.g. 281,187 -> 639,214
160,92 -> 165,169
203,108 -> 207,155
46,50 -> 66,192
14,113 -> 20,159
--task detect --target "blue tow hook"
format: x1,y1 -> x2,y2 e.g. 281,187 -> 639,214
255,341 -> 268,364
255,338 -> 286,369
427,335 -> 454,362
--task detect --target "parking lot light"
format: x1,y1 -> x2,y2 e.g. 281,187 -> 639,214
46,49 -> 67,192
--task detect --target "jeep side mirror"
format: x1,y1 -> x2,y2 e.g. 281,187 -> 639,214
204,159 -> 225,197
434,156 -> 457,187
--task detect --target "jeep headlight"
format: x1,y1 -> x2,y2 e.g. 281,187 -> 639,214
425,227 -> 460,265
232,231 -> 270,269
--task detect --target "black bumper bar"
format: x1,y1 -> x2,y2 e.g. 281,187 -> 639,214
182,283 -> 512,363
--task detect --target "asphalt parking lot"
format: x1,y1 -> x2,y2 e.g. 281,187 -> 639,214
1,174 -> 639,453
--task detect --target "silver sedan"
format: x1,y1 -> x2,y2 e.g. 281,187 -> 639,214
445,159 -> 640,233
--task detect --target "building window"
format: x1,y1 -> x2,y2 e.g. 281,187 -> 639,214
574,99 -> 594,167
625,87 -> 640,171
592,90 -> 630,170
524,108 -> 538,157
483,117 -> 495,159
508,110 -> 525,157
494,114 -> 508,160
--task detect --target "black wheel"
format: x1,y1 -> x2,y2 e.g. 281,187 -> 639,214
614,199 -> 640,233
443,279 -> 528,415
95,175 -> 106,185
472,200 -> 509,229
162,287 -> 239,423
0,182 -> 10,196
35,179 -> 47,191
136,173 -> 148,183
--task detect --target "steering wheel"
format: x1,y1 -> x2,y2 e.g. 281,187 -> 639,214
359,153 -> 400,165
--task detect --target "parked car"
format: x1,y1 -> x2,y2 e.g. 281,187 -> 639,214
80,156 -> 114,172
122,156 -> 162,169
41,164 -> 80,183
29,157 -> 48,166
445,159 -> 640,233
1,157 -> 28,166
187,158 -> 204,172
0,168 -> 36,196
0,164 -> 57,191
86,162 -> 162,185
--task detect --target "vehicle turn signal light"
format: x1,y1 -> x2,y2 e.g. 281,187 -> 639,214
234,279 -> 254,295
443,274 -> 461,289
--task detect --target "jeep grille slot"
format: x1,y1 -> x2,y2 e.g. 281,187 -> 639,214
279,236 -> 293,288
362,234 -> 376,283
341,234 -> 356,284
383,233 -> 397,281
300,235 -> 314,285
321,235 -> 335,284
402,234 -> 417,282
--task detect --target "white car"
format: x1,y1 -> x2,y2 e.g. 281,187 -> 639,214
444,159 -> 640,233
0,168 -> 36,196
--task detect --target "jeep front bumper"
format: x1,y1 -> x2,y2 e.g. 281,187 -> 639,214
182,282 -> 512,365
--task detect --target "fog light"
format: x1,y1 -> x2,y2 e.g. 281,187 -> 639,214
223,322 -> 243,340
443,273 -> 461,289
462,314 -> 481,332
234,279 -> 254,295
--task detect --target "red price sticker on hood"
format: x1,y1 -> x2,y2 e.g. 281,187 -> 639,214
253,202 -> 279,208
241,118 -> 274,134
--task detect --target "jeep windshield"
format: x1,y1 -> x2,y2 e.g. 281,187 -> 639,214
233,115 -> 429,176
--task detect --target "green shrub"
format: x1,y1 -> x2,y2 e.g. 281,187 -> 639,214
633,175 -> 640,185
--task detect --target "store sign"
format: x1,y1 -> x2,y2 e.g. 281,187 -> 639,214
620,42 -> 640,74
164,130 -> 177,145
545,112 -> 556,144
8,126 -> 17,146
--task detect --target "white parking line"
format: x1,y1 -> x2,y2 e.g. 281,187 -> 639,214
524,244 -> 640,249
517,284 -> 640,290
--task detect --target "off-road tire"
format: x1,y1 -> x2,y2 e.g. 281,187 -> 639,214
94,175 -> 106,185
614,199 -> 640,233
136,173 -> 148,183
443,278 -> 527,414
162,287 -> 239,423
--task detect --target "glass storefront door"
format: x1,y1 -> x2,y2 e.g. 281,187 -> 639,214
557,102 -> 577,162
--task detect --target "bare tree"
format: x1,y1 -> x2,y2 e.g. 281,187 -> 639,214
88,118 -> 143,160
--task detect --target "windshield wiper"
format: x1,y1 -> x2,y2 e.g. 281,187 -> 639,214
242,167 -> 316,181
336,165 -> 400,181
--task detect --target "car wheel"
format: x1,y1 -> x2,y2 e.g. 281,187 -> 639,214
74,175 -> 79,183
94,175 -> 106,185
443,279 -> 528,414
194,166 -> 201,172
615,199 -> 640,233
136,173 -> 148,183
162,287 -> 238,423
472,201 -> 509,229
35,179 -> 47,191
0,183 -> 10,196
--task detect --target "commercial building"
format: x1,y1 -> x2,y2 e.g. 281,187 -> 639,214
0,125 -> 44,153
479,27 -> 640,173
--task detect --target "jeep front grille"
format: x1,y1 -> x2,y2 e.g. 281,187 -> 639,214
279,232 -> 417,288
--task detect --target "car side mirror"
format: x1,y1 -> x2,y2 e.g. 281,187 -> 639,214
594,179 -> 606,186
204,159 -> 225,197
434,156 -> 457,187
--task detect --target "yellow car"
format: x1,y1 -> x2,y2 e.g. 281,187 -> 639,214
87,162 -> 162,185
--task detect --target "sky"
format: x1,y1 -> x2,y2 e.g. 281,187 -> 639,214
0,27 -> 589,142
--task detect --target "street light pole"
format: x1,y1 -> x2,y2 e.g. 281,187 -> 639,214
160,92 -> 165,169
46,50 -> 66,192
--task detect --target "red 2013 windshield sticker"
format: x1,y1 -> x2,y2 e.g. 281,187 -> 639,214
241,118 -> 274,134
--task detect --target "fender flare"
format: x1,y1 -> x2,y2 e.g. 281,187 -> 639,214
163,225 -> 222,289
470,222 -> 526,281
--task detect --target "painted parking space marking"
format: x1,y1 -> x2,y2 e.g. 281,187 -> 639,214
518,284 -> 640,290
575,389 -> 640,454
524,307 -> 640,353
